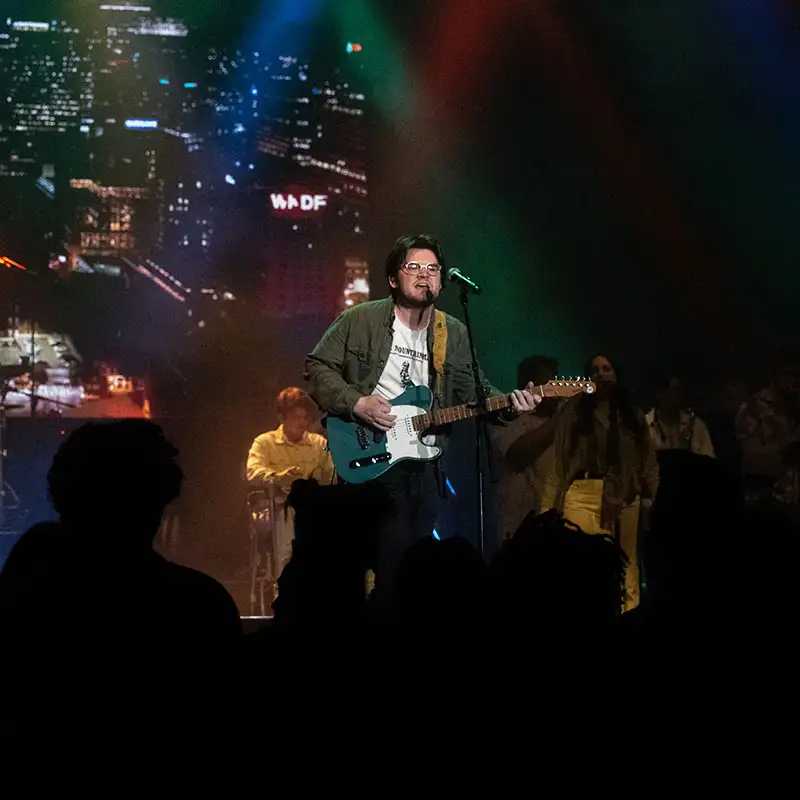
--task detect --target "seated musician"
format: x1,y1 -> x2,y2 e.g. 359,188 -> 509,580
246,387 -> 334,578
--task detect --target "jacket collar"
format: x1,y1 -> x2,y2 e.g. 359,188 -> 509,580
274,424 -> 310,445
381,296 -> 439,337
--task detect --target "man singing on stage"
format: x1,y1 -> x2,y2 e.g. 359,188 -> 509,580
304,233 -> 541,606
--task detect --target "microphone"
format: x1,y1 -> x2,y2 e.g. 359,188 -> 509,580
447,267 -> 482,295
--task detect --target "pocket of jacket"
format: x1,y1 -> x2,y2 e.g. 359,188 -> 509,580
345,346 -> 373,382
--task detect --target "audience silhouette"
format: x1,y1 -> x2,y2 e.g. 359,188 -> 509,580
634,450 -> 745,630
391,534 -> 487,650
1,410 -> 796,742
271,478 -> 384,634
490,509 -> 627,641
0,420 -> 242,731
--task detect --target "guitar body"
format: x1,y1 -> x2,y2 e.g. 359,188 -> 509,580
327,385 -> 442,484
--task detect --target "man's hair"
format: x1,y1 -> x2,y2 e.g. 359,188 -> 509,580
276,386 -> 315,417
384,233 -> 446,289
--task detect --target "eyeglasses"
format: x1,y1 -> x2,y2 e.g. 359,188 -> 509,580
401,261 -> 443,274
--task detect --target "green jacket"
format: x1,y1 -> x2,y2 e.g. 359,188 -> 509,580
304,297 -> 500,426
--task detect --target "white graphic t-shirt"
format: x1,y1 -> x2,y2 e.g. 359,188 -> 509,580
374,314 -> 429,401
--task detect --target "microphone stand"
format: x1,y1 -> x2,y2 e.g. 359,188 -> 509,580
458,287 -> 489,560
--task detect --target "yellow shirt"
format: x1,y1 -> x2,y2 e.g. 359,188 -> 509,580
246,425 -> 334,487
246,425 -> 334,577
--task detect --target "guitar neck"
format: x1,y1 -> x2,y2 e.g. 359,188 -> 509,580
409,380 -> 593,432
411,393 -> 520,431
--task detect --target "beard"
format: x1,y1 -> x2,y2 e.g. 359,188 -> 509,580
397,287 -> 436,309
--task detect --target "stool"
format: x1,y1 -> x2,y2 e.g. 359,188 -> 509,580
247,487 -> 279,616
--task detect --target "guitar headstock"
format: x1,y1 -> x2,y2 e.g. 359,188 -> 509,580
540,377 -> 596,398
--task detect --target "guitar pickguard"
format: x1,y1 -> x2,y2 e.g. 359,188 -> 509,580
326,386 -> 440,483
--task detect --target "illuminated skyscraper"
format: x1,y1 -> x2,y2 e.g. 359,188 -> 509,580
0,5 -> 372,327
202,44 -> 370,318
86,3 -> 189,127
0,18 -> 89,135
154,130 -> 216,282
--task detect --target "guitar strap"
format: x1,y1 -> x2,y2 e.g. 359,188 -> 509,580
432,309 -> 448,397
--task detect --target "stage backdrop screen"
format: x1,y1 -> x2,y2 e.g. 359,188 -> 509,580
0,3 -> 371,421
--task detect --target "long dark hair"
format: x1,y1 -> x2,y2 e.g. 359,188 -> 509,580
569,353 -> 646,464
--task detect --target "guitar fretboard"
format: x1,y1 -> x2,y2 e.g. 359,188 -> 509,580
411,392 -> 528,431
409,381 -> 591,432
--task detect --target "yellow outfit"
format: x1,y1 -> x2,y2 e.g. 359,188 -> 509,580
246,425 -> 334,575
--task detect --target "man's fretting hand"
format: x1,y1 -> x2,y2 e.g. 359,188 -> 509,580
509,385 -> 543,414
354,395 -> 397,431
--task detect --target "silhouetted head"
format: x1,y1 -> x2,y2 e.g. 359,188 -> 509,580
651,450 -> 743,535
645,450 -> 745,607
273,479 -> 391,628
489,510 -> 626,633
285,478 -> 389,561
392,536 -> 487,630
517,355 -> 558,390
48,420 -> 182,545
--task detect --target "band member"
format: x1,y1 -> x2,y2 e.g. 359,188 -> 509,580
540,353 -> 658,612
491,355 -> 563,543
304,233 -> 541,606
646,373 -> 715,457
246,387 -> 334,577
736,352 -> 800,510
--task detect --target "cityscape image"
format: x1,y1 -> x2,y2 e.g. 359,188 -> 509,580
0,1 -> 370,422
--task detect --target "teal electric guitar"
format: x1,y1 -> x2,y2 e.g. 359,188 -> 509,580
327,379 -> 595,484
